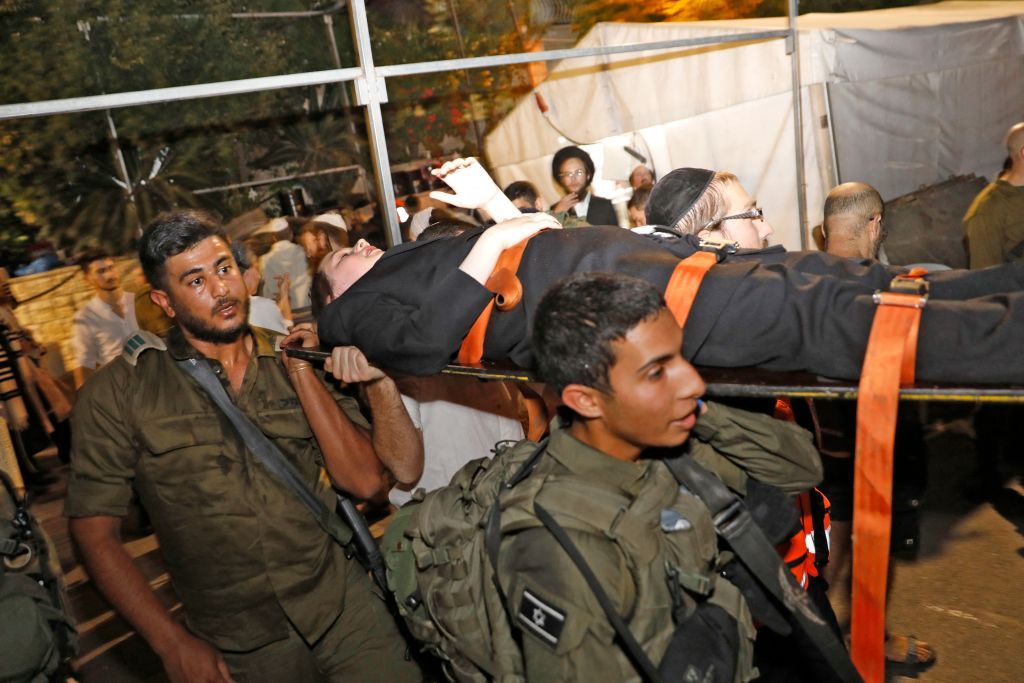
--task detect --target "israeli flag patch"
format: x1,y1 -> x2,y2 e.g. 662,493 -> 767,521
517,589 -> 566,648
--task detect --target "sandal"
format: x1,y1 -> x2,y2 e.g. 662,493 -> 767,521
885,634 -> 937,675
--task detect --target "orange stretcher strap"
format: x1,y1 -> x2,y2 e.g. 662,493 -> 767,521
460,242 -> 723,365
457,233 -> 538,365
664,250 -> 719,328
850,271 -> 927,683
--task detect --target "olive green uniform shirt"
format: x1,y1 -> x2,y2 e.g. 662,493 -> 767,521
964,179 -> 1024,269
66,326 -> 369,652
499,402 -> 822,682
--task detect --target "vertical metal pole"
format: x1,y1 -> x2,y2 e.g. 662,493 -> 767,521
823,81 -> 841,185
323,13 -> 363,149
446,0 -> 486,158
78,21 -> 140,233
787,0 -> 809,250
348,0 -> 402,247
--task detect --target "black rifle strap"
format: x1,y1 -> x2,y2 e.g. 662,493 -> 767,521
175,359 -> 360,552
534,501 -> 665,683
664,456 -> 862,683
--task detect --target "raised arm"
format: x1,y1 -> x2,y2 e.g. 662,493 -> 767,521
282,329 -> 422,498
429,157 -> 522,223
326,345 -> 424,486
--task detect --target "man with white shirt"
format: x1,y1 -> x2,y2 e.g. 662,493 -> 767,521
256,217 -> 313,322
71,250 -> 138,388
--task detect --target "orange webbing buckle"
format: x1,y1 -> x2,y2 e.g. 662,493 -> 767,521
457,232 -> 542,365
850,269 -> 928,682
663,238 -> 736,327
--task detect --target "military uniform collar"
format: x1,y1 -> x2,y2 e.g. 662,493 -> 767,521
545,417 -> 650,495
166,324 -> 279,361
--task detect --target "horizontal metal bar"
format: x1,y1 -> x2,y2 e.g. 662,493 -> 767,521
193,163 -> 362,195
0,67 -> 363,120
376,29 -> 789,78
0,29 -> 786,121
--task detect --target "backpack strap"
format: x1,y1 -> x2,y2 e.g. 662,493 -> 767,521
533,502 -> 664,683
486,440 -> 663,683
850,270 -> 927,682
664,456 -> 862,683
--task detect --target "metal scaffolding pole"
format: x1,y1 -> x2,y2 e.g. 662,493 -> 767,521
348,0 -> 401,247
0,8 -> 805,251
788,0 -> 809,250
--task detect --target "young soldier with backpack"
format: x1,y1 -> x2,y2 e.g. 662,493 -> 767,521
384,272 -> 859,682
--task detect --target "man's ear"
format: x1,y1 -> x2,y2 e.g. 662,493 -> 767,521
149,289 -> 175,319
868,214 -> 882,241
561,383 -> 605,420
696,228 -> 713,241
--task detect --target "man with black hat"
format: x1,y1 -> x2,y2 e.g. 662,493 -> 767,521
316,157 -> 1024,386
550,145 -> 619,226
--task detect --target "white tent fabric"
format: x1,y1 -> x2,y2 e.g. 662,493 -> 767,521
484,1 -> 1024,250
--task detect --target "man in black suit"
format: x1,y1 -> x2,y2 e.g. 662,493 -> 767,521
316,159 -> 1024,386
550,146 -> 619,227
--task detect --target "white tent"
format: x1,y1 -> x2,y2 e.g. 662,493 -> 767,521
483,1 -> 1024,249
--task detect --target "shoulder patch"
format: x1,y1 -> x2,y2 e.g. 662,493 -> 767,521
517,588 -> 566,648
121,330 -> 167,366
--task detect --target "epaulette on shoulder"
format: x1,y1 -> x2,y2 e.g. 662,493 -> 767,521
121,330 -> 167,366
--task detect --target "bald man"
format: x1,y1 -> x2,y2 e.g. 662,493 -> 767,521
822,182 -> 885,260
964,122 -> 1024,269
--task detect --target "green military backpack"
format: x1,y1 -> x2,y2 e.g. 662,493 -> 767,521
382,439 -> 545,683
0,471 -> 77,683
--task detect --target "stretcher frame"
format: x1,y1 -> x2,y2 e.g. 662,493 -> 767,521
284,349 -> 1024,403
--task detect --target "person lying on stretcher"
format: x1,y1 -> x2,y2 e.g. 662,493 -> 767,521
315,157 -> 1024,386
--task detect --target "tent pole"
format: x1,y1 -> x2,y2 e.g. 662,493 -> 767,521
787,0 -> 809,250
348,0 -> 401,248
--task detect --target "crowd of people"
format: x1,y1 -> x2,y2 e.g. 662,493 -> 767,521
3,119 -> 1023,683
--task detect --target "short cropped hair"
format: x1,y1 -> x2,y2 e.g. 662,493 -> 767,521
504,180 -> 541,207
533,272 -> 666,394
823,184 -> 883,225
76,248 -> 111,273
551,146 -> 595,185
675,171 -> 737,235
139,210 -> 227,289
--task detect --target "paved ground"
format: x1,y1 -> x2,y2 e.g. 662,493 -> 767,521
23,408 -> 1024,682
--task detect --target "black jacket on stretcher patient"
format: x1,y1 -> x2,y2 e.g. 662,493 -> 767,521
316,225 -> 1024,385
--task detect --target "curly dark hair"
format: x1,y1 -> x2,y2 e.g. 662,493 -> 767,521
551,146 -> 595,185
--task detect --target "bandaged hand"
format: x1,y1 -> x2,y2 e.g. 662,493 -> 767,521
430,157 -> 521,222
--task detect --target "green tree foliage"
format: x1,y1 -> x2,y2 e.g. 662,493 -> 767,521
0,1 -> 361,258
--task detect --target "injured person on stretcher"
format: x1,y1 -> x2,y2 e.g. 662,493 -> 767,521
316,157 -> 1024,385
